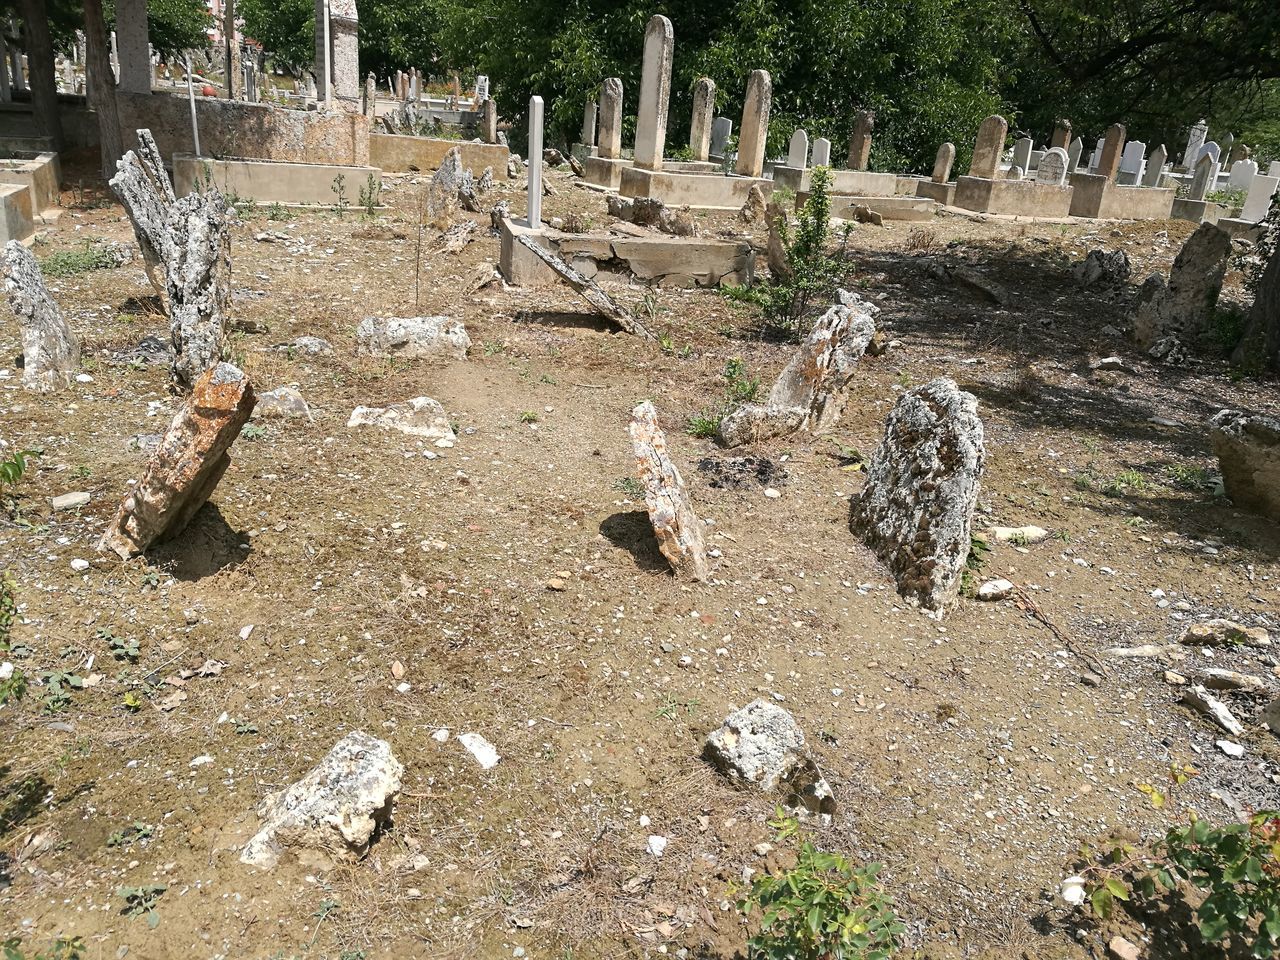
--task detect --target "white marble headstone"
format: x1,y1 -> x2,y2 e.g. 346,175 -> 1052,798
1228,158 -> 1258,189
811,137 -> 831,168
1035,147 -> 1068,186
1240,174 -> 1279,222
787,129 -> 809,168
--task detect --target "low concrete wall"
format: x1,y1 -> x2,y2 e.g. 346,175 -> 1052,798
0,151 -> 60,214
0,183 -> 34,244
173,154 -> 380,207
46,93 -> 370,166
370,133 -> 510,176
915,180 -> 955,206
773,167 -> 899,197
1172,198 -> 1226,225
584,156 -> 631,190
500,217 -> 751,288
954,176 -> 1073,217
1068,173 -> 1175,220
620,167 -> 768,210
832,196 -> 937,221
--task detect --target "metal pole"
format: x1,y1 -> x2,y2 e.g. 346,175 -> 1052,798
186,56 -> 201,157
527,95 -> 543,229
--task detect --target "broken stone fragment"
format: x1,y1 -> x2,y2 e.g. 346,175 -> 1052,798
986,524 -> 1050,544
1178,618 -> 1271,648
1133,222 -> 1231,348
703,700 -> 835,817
738,184 -> 767,223
98,363 -> 255,559
0,241 -> 80,392
850,377 -> 985,616
977,578 -> 1015,601
629,401 -> 709,581
273,335 -> 333,356
1181,684 -> 1245,736
241,731 -> 403,870
515,235 -> 654,339
1209,409 -> 1280,523
1073,249 -> 1131,288
347,397 -> 455,440
719,290 -> 877,447
166,190 -> 232,391
356,316 -> 470,360
1198,668 -> 1268,693
254,386 -> 310,420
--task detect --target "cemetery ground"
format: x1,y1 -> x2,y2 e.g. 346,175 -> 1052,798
1,158 -> 1278,960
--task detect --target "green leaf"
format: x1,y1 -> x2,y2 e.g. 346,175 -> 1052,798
1104,877 -> 1130,901
1090,887 -> 1114,918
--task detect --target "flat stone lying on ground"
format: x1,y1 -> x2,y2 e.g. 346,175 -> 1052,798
1210,409 -> 1280,523
347,397 -> 455,440
629,401 -> 709,581
98,363 -> 256,559
850,377 -> 985,616
254,386 -> 311,420
986,524 -> 1050,544
719,290 -> 878,447
241,731 -> 403,870
0,240 -> 80,392
703,700 -> 835,817
1179,616 -> 1271,648
356,316 -> 471,360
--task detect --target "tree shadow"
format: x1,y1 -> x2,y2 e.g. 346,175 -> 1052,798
0,767 -> 47,841
514,310 -> 628,335
599,510 -> 670,573
118,294 -> 166,319
147,503 -> 248,581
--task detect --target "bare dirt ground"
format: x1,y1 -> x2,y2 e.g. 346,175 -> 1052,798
1,149 -> 1278,960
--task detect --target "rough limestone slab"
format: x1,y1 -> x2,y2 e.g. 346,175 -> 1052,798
1210,409 -> 1280,522
356,316 -> 470,360
703,700 -> 834,816
1133,223 -> 1232,348
1,240 -> 80,392
166,191 -> 232,390
347,397 -> 455,439
98,363 -> 255,559
719,290 -> 877,447
850,377 -> 985,615
241,731 -> 403,870
630,401 -> 709,581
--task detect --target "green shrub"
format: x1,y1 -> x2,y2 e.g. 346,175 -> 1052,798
738,813 -> 904,960
39,242 -> 117,278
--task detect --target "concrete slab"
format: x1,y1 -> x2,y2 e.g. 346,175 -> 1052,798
1215,218 -> 1264,242
1067,173 -> 1174,220
915,180 -> 955,206
0,151 -> 60,215
173,155 -> 381,207
499,217 -> 751,288
0,183 -> 35,244
619,166 -> 769,210
1171,198 -> 1226,225
370,134 -> 510,177
584,156 -> 632,190
793,191 -> 937,221
773,166 -> 898,197
954,176 -> 1073,217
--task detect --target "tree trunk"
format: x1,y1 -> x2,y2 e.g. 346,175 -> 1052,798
18,0 -> 63,150
1232,238 -> 1280,373
83,0 -> 123,180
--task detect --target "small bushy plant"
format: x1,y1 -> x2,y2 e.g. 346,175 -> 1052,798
40,242 -> 118,278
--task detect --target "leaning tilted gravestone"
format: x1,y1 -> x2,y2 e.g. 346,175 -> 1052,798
110,128 -> 174,299
969,115 -> 1008,179
849,377 -> 985,615
0,240 -> 80,392
241,731 -> 403,870
166,191 -> 232,391
1035,146 -> 1069,186
356,316 -> 470,360
1132,222 -> 1232,349
1210,410 -> 1280,523
98,363 -> 256,559
719,290 -> 877,447
932,142 -> 955,183
629,401 -> 709,581
703,700 -> 835,817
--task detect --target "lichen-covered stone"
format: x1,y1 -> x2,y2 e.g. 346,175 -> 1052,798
109,131 -> 174,299
703,700 -> 834,816
850,377 -> 985,615
0,240 -> 80,392
1210,409 -> 1280,522
356,316 -> 470,360
166,190 -> 232,390
98,363 -> 255,559
347,397 -> 455,439
719,291 -> 877,447
1133,222 -> 1231,348
629,401 -> 709,581
241,731 -> 403,870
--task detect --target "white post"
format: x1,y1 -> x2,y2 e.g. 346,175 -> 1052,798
186,57 -> 201,158
322,0 -> 332,109
527,95 -> 543,229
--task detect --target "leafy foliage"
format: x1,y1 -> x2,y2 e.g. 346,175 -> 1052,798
1,936 -> 86,960
40,242 -> 118,278
738,813 -> 904,960
0,570 -> 26,707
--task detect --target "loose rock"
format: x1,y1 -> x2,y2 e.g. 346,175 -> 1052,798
254,386 -> 310,420
1181,684 -> 1245,736
629,401 -> 709,582
356,316 -> 470,360
1179,618 -> 1270,648
347,397 -> 455,440
0,241 -> 80,392
1210,409 -> 1280,523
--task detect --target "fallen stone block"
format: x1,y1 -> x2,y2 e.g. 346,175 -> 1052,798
629,401 -> 709,581
1181,684 -> 1245,736
977,578 -> 1014,601
98,363 -> 255,559
703,700 -> 835,817
850,377 -> 985,615
986,524 -> 1050,544
241,731 -> 403,870
356,316 -> 470,360
347,397 -> 455,440
0,240 -> 80,392
1073,249 -> 1131,288
719,290 -> 877,447
515,235 -> 654,339
1178,618 -> 1270,648
1210,409 -> 1280,523
254,386 -> 311,420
